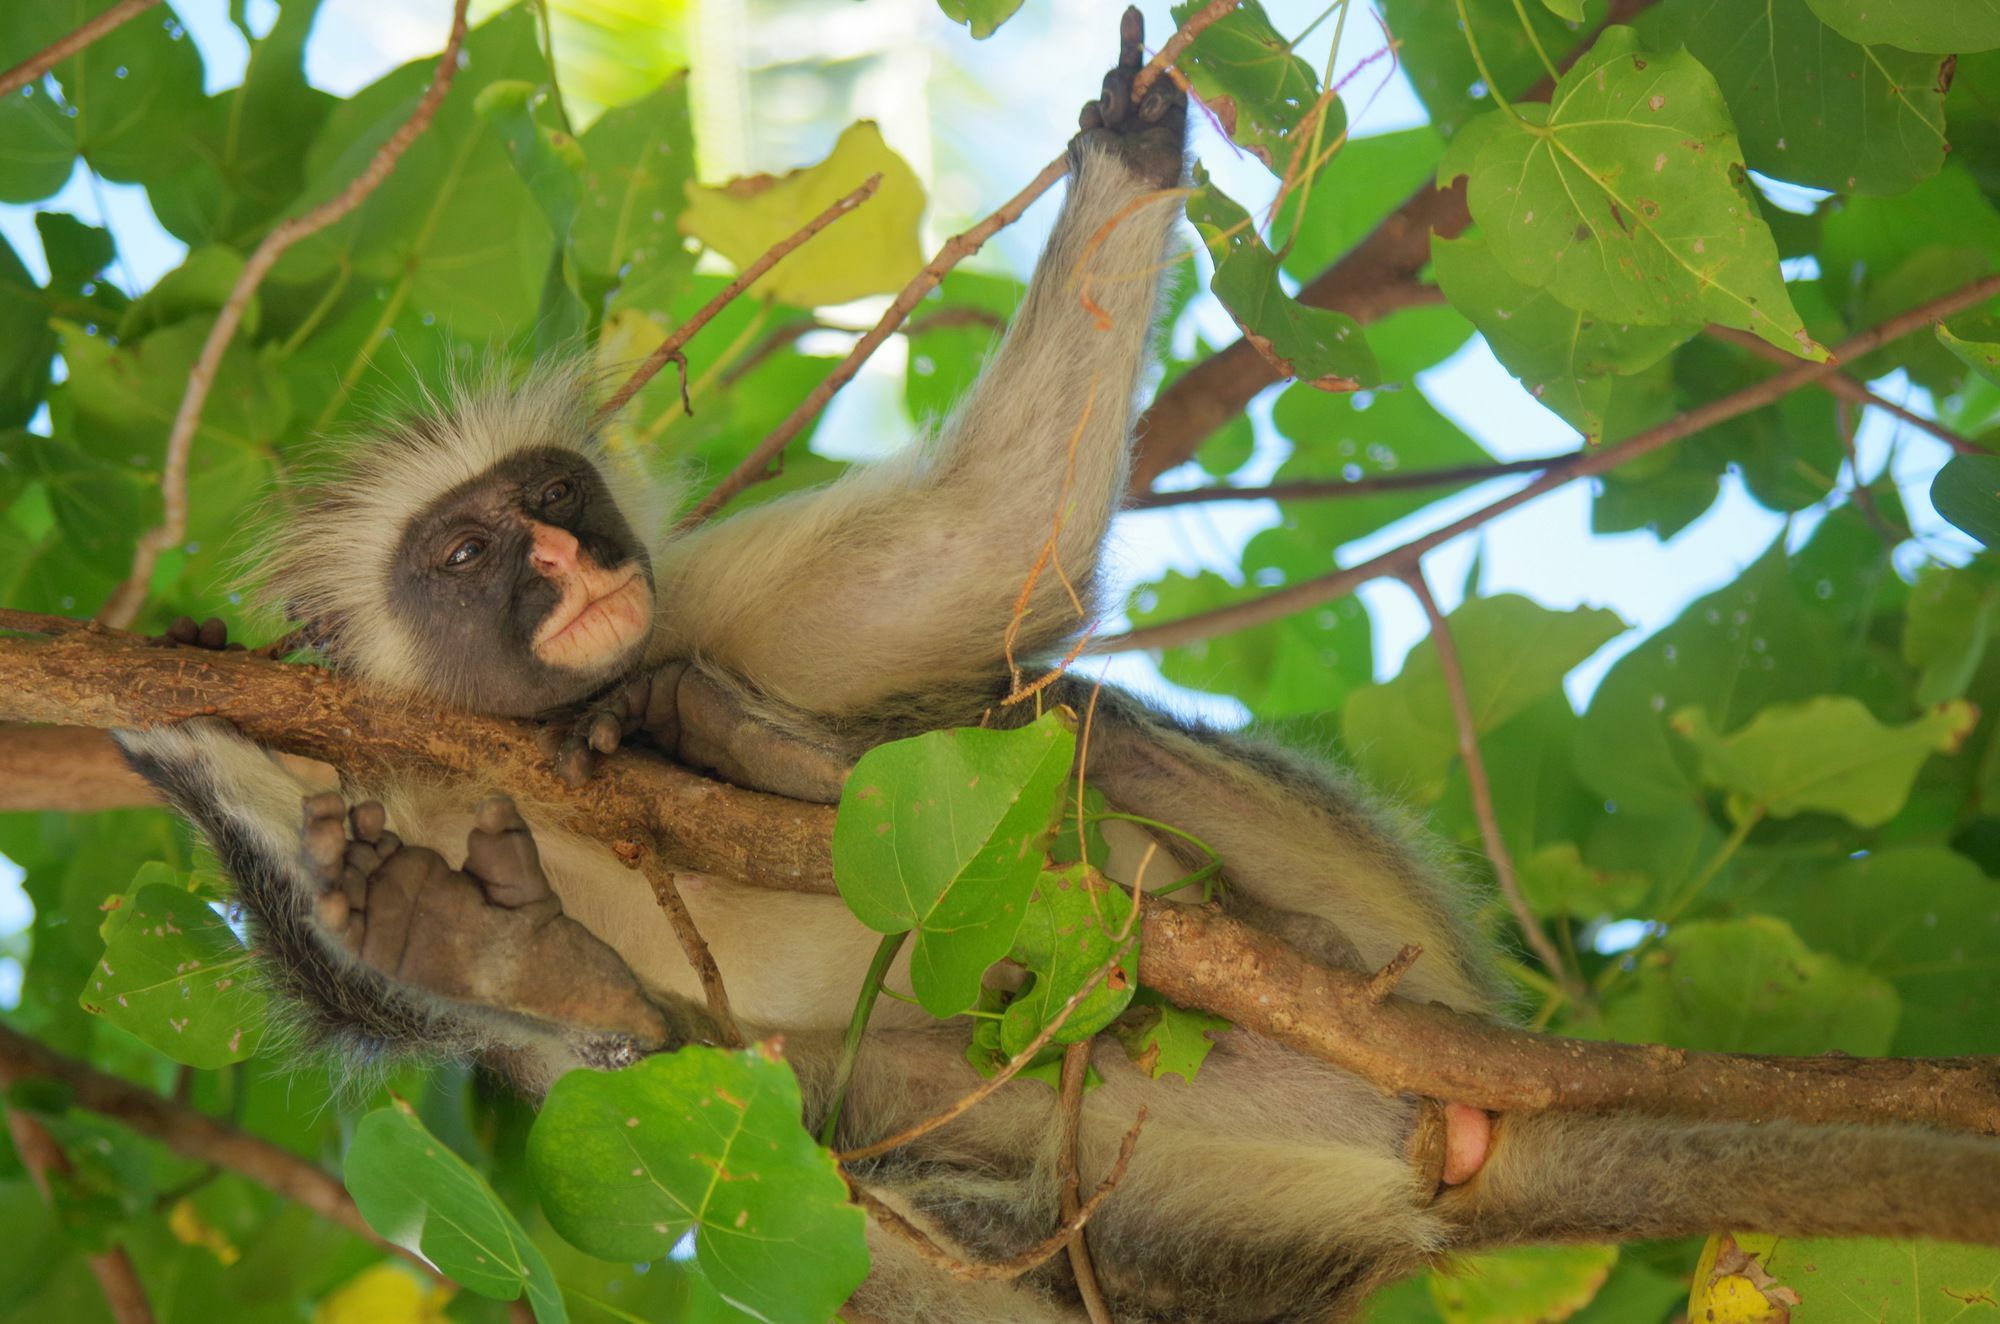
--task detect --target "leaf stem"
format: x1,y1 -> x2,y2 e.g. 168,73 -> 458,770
1507,0 -> 1561,81
819,930 -> 908,1147
1454,0 -> 1523,122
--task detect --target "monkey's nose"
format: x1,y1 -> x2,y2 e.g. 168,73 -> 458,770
529,522 -> 581,574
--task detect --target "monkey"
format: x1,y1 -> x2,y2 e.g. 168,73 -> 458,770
114,12 -> 2000,1323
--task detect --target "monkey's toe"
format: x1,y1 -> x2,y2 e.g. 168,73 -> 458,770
160,615 -> 238,651
464,796 -> 555,909
301,793 -> 350,883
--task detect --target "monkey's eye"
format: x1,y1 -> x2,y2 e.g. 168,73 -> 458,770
444,538 -> 485,569
540,480 -> 574,509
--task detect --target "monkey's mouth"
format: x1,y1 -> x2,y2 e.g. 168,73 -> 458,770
533,567 -> 652,669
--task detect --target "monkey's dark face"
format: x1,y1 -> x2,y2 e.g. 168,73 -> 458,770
390,447 -> 655,716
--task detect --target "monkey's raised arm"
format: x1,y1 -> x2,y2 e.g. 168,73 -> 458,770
647,20 -> 1185,717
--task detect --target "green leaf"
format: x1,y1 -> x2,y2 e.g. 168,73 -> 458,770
833,712 -> 1076,1017
1431,1245 -> 1619,1324
12,0 -> 207,189
1457,27 -> 1823,360
345,1106 -> 567,1322
1692,1232 -> 2000,1324
1170,0 -> 1334,173
1932,453 -> 2000,548
1656,0 -> 1948,196
1602,916 -> 1900,1054
1187,170 -> 1377,389
1752,848 -> 2000,1057
477,80 -> 586,235
679,120 -> 924,308
0,77 -> 75,203
1127,569 -> 1373,719
1674,697 -> 1976,827
1432,230 -> 1694,437
148,0 -> 335,248
1803,0 -> 2000,54
999,865 -> 1138,1056
1517,842 -> 1647,919
1937,313 -> 2000,387
937,0 -> 1024,39
1274,127 -> 1444,284
1542,0 -> 1587,17
0,231 -> 53,428
529,1045 -> 866,1324
574,74 -> 696,301
1343,595 -> 1624,803
1903,562 -> 2000,704
1113,989 -> 1230,1083
115,246 -> 252,341
77,872 -> 265,1068
1384,0 -> 1596,135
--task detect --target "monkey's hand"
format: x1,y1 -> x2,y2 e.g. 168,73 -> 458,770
1071,7 -> 1187,190
546,662 -> 850,804
154,615 -> 243,652
300,792 -> 675,1045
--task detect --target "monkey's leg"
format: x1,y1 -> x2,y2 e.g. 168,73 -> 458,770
299,792 -> 679,1045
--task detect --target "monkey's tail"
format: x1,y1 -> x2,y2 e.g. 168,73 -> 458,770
1439,1109 -> 2000,1250
114,719 -> 588,1079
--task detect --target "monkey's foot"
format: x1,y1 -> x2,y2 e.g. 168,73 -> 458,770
156,615 -> 242,652
544,663 -> 850,804
1073,6 -> 1187,189
298,793 -> 671,1043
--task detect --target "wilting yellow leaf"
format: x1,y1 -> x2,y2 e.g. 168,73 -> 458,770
680,121 -> 924,307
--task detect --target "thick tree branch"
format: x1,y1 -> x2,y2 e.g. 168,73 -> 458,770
0,1023 -> 432,1274
3,620 -> 1997,1137
1101,271 -> 2000,652
0,724 -> 155,811
97,0 -> 474,629
0,0 -> 162,100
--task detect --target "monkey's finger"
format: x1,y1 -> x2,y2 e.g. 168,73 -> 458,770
164,616 -> 200,646
350,801 -> 388,844
587,710 -> 623,755
1119,5 -> 1144,69
1139,81 -> 1178,125
301,793 -> 349,882
1099,70 -> 1131,127
344,839 -> 384,877
316,889 -> 350,932
556,743 -> 595,787
372,830 -> 402,859
1079,101 -> 1104,132
465,796 -> 555,907
197,617 -> 228,650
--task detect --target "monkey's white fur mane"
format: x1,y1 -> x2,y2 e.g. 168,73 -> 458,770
251,361 -> 674,697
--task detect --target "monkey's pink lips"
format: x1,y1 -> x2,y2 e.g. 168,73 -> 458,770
533,569 -> 652,668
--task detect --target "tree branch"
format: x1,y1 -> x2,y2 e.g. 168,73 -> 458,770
1058,1043 -> 1114,1324
0,0 -> 162,100
4,1104 -> 156,1323
1100,271 -> 2000,652
3,619 -> 1997,1137
1129,454 -> 1568,509
96,0 -> 474,629
0,1023 -> 433,1275
0,724 -> 155,811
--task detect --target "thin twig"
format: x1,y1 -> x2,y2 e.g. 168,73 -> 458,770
0,1023 -> 438,1277
683,0 -> 1241,524
1100,270 -> 2000,652
1129,454 -> 1568,509
1363,944 -> 1423,1004
837,851 -> 1148,1165
1059,1043 -> 1114,1324
637,858 -> 745,1047
0,0 -> 162,99
720,307 -> 1005,388
1704,323 -> 1983,456
1404,570 -> 1584,1007
591,174 -> 883,425
96,0 -> 475,629
848,1108 -> 1145,1282
5,1107 -> 156,1323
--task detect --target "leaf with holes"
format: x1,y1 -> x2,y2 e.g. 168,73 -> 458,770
529,1045 -> 865,1324
1171,0 -> 1334,173
1673,697 -> 1977,827
1000,865 -> 1139,1056
346,1105 -> 567,1322
1114,989 -> 1231,1083
1187,171 -> 1377,389
78,869 -> 265,1069
1453,27 -> 1822,360
833,712 -> 1076,1018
